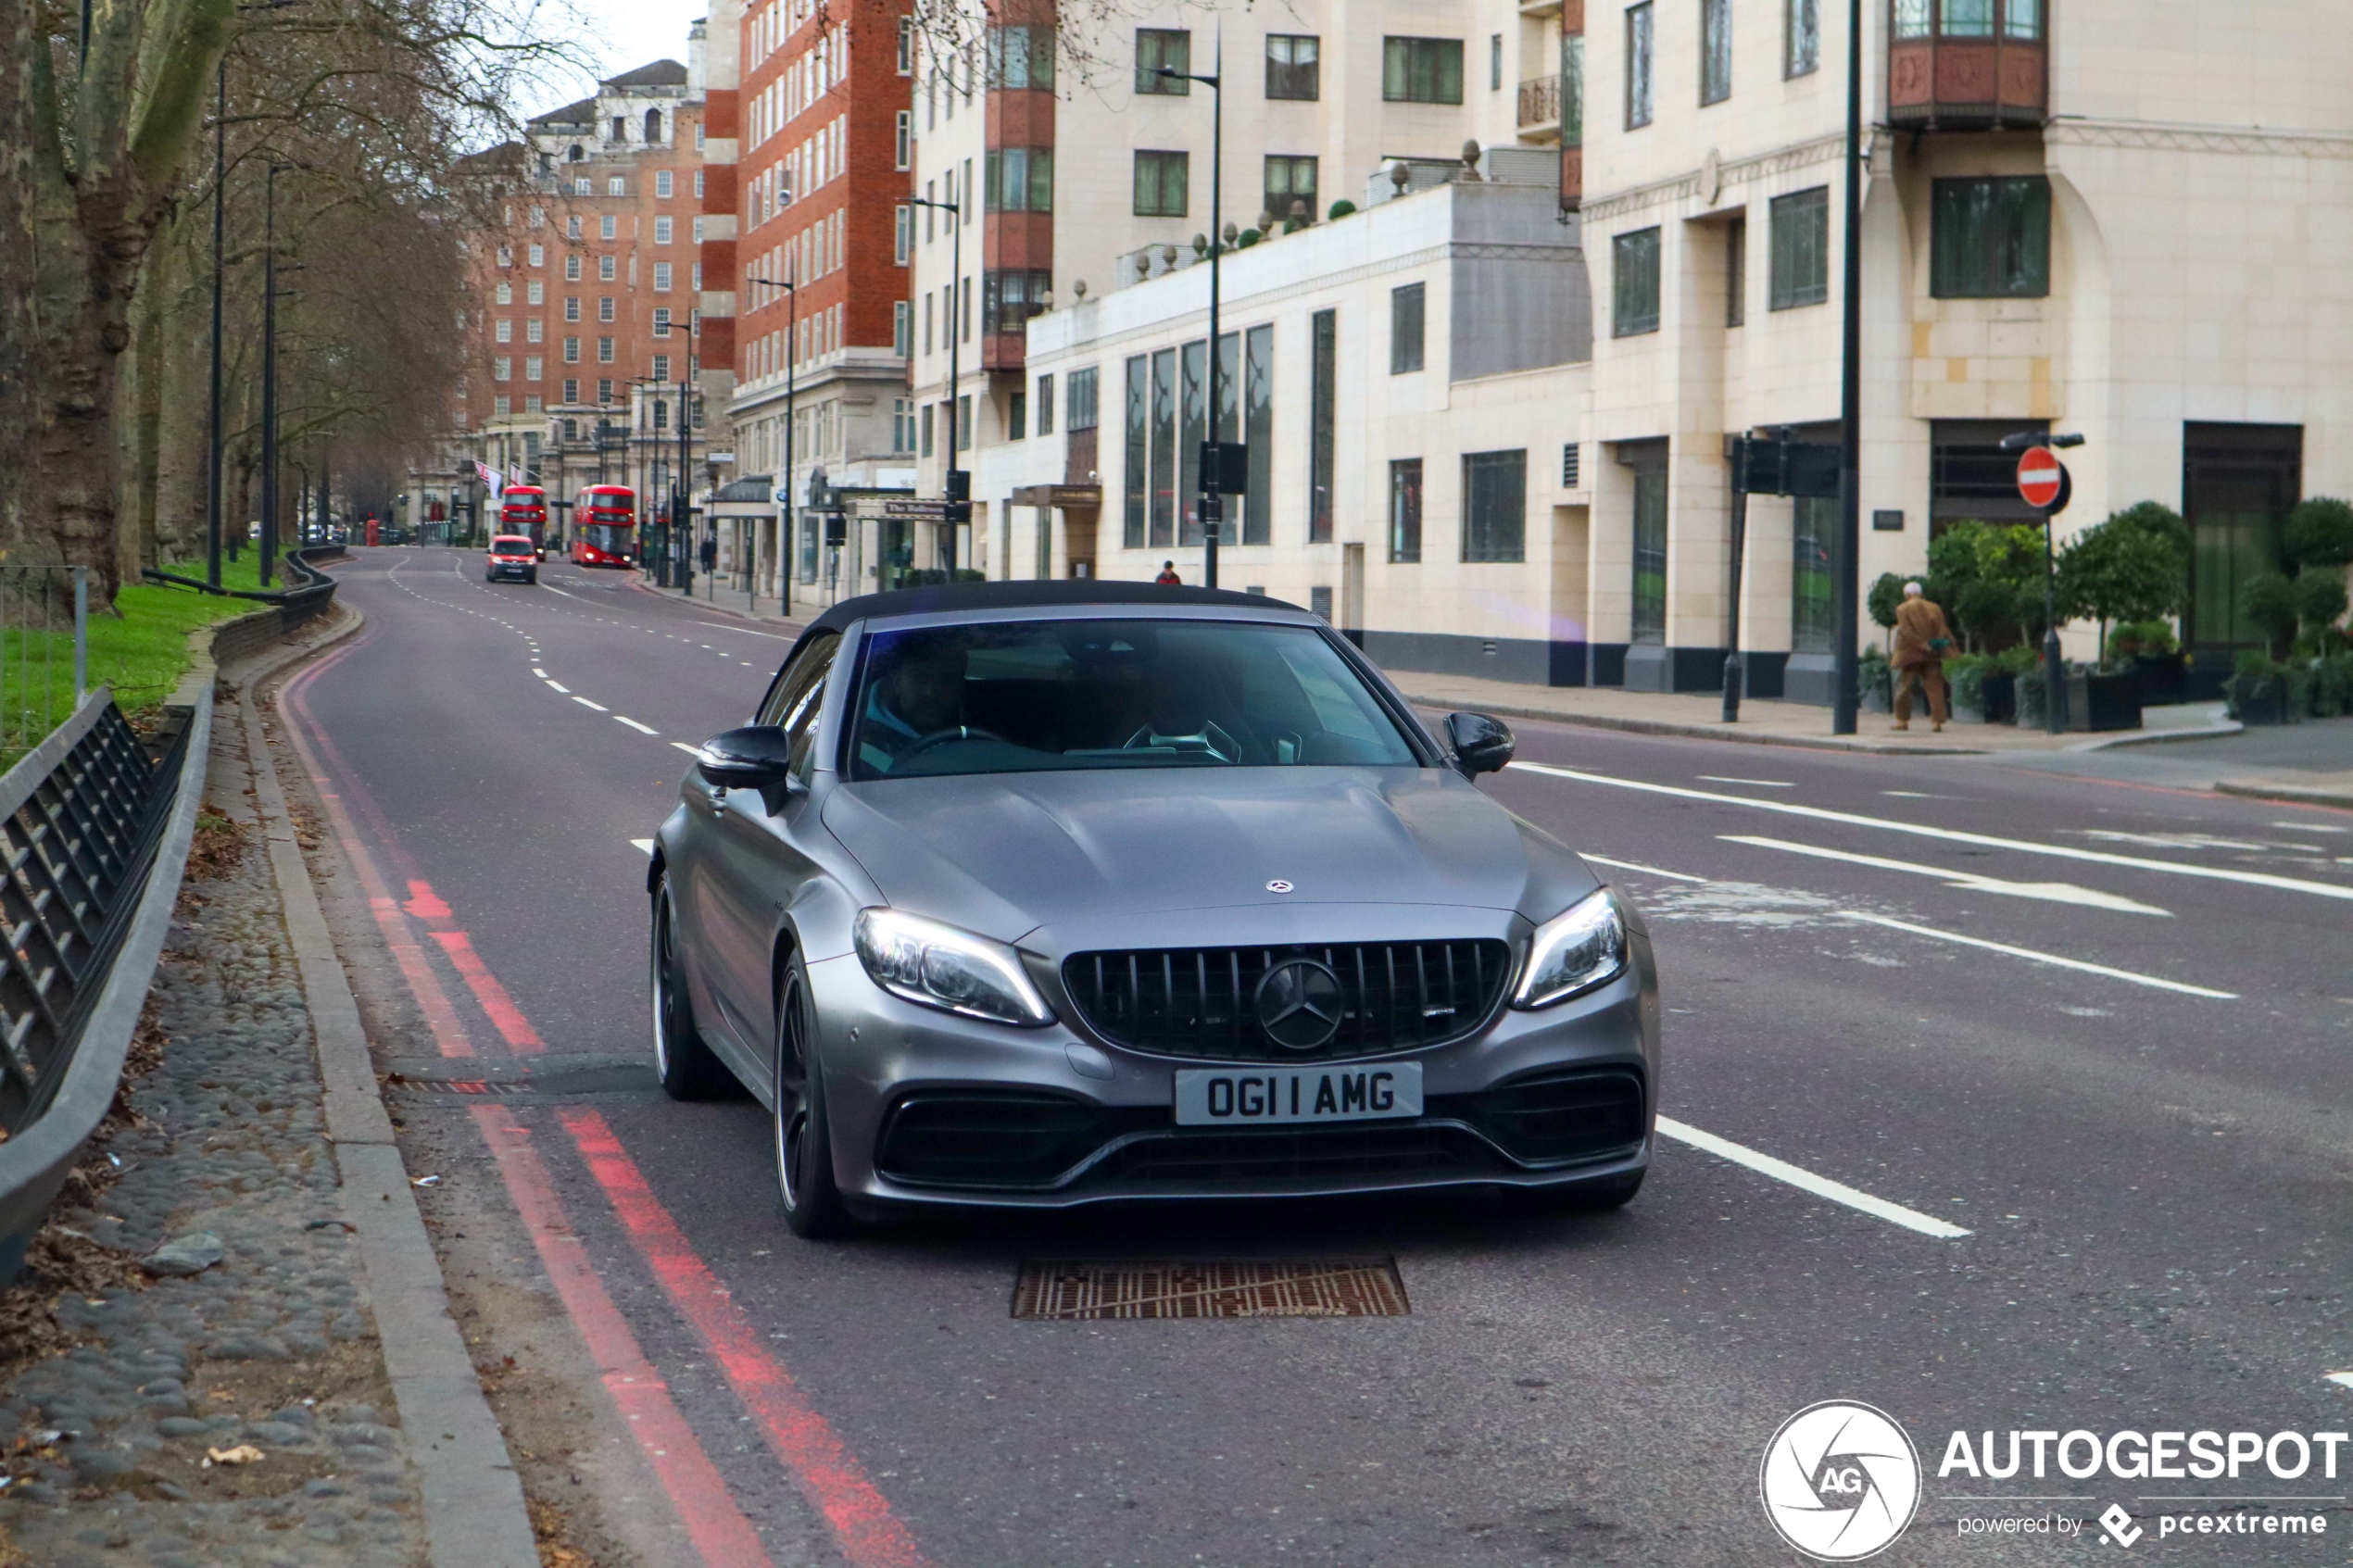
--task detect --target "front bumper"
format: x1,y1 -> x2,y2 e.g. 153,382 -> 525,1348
803,921 -> 1658,1210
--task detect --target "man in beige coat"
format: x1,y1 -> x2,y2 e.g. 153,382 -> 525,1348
1891,582 -> 1954,732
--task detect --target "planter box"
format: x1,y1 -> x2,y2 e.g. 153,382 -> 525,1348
2078,671 -> 2143,732
1973,670 -> 2017,725
2132,652 -> 2186,708
2226,672 -> 2296,725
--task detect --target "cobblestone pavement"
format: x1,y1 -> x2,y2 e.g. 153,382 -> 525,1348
0,717 -> 429,1567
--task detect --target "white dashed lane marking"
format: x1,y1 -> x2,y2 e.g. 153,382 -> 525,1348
573,696 -> 610,712
615,717 -> 659,735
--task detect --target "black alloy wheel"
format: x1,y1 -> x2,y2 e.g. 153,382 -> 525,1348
774,951 -> 855,1237
651,876 -> 734,1100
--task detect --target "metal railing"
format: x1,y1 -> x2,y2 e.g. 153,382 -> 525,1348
0,567 -> 91,760
0,684 -> 209,1278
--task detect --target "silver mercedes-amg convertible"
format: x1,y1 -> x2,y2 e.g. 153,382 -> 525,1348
648,582 -> 1657,1236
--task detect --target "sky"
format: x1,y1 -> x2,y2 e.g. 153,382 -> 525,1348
512,0 -> 708,119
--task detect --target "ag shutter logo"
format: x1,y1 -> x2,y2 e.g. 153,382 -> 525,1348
1761,1400 -> 1923,1561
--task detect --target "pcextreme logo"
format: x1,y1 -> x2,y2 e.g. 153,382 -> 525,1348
1760,1400 -> 1923,1561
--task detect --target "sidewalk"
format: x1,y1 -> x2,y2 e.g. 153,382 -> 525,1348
1390,671 -> 2240,757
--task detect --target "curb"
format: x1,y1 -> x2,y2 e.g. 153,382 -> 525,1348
1400,695 -> 1991,756
232,612 -> 542,1568
2069,720 -> 2245,751
621,572 -> 805,631
2214,779 -> 2353,811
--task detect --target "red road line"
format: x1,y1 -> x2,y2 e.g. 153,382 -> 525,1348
559,1109 -> 931,1568
474,1107 -> 776,1568
278,645 -> 475,1057
428,930 -> 547,1053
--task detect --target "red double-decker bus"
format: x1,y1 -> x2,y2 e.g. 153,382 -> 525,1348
497,485 -> 548,556
571,485 -> 636,568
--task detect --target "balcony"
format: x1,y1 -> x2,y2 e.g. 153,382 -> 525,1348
1516,75 -> 1561,142
1888,0 -> 2047,131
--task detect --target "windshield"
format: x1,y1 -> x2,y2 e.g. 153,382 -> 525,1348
492,538 -> 535,555
584,523 -> 632,552
847,618 -> 1422,782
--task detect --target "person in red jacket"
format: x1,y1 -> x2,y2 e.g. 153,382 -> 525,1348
1154,560 -> 1181,585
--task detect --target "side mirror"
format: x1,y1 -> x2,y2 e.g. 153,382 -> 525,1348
1444,711 -> 1516,777
696,725 -> 796,789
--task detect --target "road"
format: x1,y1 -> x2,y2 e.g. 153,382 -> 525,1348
271,546 -> 2353,1567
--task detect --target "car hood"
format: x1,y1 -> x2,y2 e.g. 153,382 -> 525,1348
819,766 -> 1598,947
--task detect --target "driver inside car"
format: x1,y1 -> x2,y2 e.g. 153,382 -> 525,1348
856,636 -> 971,772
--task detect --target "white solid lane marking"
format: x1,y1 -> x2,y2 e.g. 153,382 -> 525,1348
671,741 -> 701,755
615,716 -> 659,734
1841,911 -> 2236,999
1582,854 -> 1710,884
545,680 -> 570,693
1655,1117 -> 1971,1239
1697,775 -> 1794,788
532,668 -> 548,678
2280,822 -> 2348,834
2326,1372 -> 2353,1391
1721,835 -> 2172,917
631,838 -> 655,855
572,696 -> 610,712
1510,762 -> 2353,905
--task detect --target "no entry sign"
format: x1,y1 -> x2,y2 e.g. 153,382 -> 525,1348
2016,446 -> 2065,509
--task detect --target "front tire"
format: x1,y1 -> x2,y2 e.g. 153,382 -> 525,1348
774,952 -> 855,1237
651,875 -> 733,1100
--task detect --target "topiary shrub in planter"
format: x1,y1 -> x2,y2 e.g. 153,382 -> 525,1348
1327,199 -> 1357,220
2313,651 -> 2353,718
2226,652 -> 2296,725
1858,646 -> 1894,712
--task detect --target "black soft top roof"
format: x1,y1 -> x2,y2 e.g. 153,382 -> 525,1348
788,579 -> 1301,653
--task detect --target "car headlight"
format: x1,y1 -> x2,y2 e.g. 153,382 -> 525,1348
1512,888 -> 1629,1010
853,908 -> 1056,1027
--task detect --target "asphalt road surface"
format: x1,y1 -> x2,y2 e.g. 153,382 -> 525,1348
272,547 -> 2353,1567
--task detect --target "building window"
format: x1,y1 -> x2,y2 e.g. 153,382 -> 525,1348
895,110 -> 912,169
988,24 -> 1055,88
1383,37 -> 1465,104
1239,324 -> 1273,545
524,356 -> 542,381
1309,307 -> 1336,543
692,264 -> 700,290
1036,374 -> 1054,436
1149,349 -> 1176,544
598,378 -> 613,403
1121,358 -> 1147,546
1768,188 -> 1831,309
893,396 -> 915,453
656,169 -> 673,198
494,395 -> 511,416
562,378 -> 579,403
984,270 -> 1051,336
920,401 -> 934,457
1628,444 -> 1668,641
987,147 -> 1054,212
1390,283 -> 1426,373
598,296 -> 615,321
1701,0 -> 1731,105
1626,3 -> 1655,127
607,176 -> 625,196
1009,389 -> 1027,441
651,353 -> 670,381
494,356 -> 511,381
1463,450 -> 1526,563
565,254 -> 582,281
495,281 -> 513,306
1725,215 -> 1746,326
1787,0 -> 1819,74
527,245 -> 544,267
567,215 -> 582,240
893,300 -> 911,357
1931,176 -> 2051,297
496,245 -> 512,267
495,319 -> 513,343
563,336 -> 580,362
1133,150 -> 1189,217
957,393 -> 972,449
895,204 -> 912,263
693,217 -> 704,243
1266,34 -> 1319,100
572,176 -> 589,195
598,255 -> 616,281
1612,227 -> 1662,335
525,319 -> 543,343
1562,443 -> 1581,487
1791,495 -> 1837,653
1137,29 -> 1190,94
654,216 -> 673,245
599,214 -> 617,241
527,280 -> 544,305
1491,33 -> 1504,91
598,336 -> 614,362
653,307 -> 672,337
1068,367 -> 1099,431
898,17 -> 914,73
1264,156 -> 1317,226
1389,459 -> 1423,562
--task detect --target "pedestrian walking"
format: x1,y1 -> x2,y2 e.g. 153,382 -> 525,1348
1891,581 -> 1955,732
1154,560 -> 1181,585
699,533 -> 717,574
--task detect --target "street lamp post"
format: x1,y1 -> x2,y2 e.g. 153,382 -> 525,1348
1157,31 -> 1226,589
904,195 -> 963,573
676,370 -> 693,594
746,272 -> 799,614
1831,0 -> 1864,735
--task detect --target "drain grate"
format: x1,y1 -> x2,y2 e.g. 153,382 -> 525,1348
386,1076 -> 531,1096
1012,1258 -> 1409,1320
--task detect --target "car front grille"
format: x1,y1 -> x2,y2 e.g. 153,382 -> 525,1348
1060,940 -> 1514,1062
1101,1123 -> 1500,1185
1452,1067 -> 1648,1167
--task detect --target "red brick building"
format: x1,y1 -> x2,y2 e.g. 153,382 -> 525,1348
700,0 -> 915,608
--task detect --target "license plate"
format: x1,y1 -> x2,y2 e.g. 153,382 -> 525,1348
1174,1064 -> 1423,1126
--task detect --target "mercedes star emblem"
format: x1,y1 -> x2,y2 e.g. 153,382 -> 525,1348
1265,879 -> 1294,894
1254,959 -> 1344,1050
